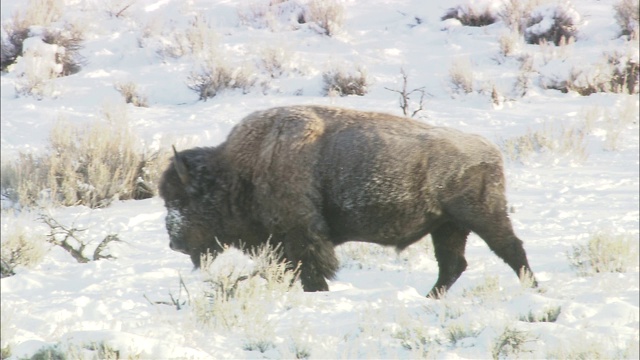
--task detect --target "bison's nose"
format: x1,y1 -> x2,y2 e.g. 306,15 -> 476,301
169,240 -> 189,254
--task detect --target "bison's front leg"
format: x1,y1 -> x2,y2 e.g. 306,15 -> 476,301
282,224 -> 339,292
427,222 -> 470,298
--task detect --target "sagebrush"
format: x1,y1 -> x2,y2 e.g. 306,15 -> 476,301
0,110 -> 168,208
568,232 -> 638,275
322,66 -> 369,96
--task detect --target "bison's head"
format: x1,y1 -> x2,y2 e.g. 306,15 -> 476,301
158,146 -> 224,267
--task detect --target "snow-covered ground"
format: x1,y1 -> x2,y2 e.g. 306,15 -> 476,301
1,0 -> 638,358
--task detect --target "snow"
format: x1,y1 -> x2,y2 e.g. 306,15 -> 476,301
1,0 -> 639,359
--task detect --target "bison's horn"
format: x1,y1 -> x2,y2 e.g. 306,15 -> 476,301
172,145 -> 190,186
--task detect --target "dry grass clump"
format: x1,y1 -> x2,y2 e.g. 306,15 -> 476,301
568,232 -> 639,276
322,66 -> 369,97
0,108 -> 169,209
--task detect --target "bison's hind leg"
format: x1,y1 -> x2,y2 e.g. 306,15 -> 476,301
427,222 -> 470,298
448,203 -> 538,290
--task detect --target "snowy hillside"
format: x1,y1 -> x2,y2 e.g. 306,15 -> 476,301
1,0 -> 638,359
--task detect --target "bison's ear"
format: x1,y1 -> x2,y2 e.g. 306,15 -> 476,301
172,145 -> 190,186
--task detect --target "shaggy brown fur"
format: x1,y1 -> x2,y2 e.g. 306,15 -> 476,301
159,105 -> 537,297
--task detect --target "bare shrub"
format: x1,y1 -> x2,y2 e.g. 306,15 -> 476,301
322,66 -> 369,96
1,211 -> 46,277
449,57 -> 474,94
115,81 -> 149,107
305,0 -> 345,36
384,68 -> 427,117
524,3 -> 579,45
187,61 -> 255,101
606,51 -> 639,94
1,22 -> 30,72
40,213 -> 121,263
0,111 -> 168,208
614,0 -> 639,39
442,4 -> 497,27
568,232 -> 639,276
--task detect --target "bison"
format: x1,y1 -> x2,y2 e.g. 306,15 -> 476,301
159,105 -> 537,298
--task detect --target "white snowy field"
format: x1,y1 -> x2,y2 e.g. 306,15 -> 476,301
1,0 -> 639,359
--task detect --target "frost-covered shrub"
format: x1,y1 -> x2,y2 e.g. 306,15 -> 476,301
500,123 -> 588,164
115,81 -> 149,107
547,51 -> 639,95
0,212 -> 46,277
238,0 -> 306,31
520,306 -> 562,322
187,61 -> 255,100
257,45 -> 292,78
0,0 -> 63,71
442,2 -> 499,27
41,24 -> 85,76
157,16 -> 218,59
0,110 -> 167,208
305,0 -> 345,36
614,0 -> 639,39
192,244 -> 300,350
10,23 -> 85,98
13,37 -> 61,98
524,3 -> 580,45
491,326 -> 535,359
449,57 -> 474,94
322,66 -> 369,96
568,232 -> 639,275
499,0 -> 545,34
